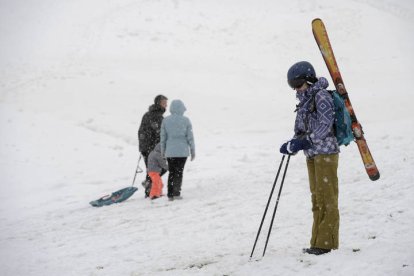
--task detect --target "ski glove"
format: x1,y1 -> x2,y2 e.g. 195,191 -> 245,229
280,138 -> 312,155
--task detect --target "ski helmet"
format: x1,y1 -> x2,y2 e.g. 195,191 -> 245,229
287,61 -> 317,89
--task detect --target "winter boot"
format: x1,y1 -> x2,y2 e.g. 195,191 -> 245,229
302,247 -> 331,255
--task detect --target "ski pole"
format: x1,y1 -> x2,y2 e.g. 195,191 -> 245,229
262,154 -> 291,257
250,155 -> 286,260
131,155 -> 144,187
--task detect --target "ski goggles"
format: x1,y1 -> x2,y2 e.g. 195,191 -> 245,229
288,78 -> 306,89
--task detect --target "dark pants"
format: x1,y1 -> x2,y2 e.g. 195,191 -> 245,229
141,151 -> 152,197
141,151 -> 151,182
167,157 -> 187,197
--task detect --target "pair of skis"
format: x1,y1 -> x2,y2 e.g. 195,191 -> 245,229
312,18 -> 380,181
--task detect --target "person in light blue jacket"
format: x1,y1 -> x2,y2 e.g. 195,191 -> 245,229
160,99 -> 195,201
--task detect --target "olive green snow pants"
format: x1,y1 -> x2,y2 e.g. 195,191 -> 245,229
306,153 -> 339,250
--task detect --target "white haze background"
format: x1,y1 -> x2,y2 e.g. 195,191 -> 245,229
1,0 -> 414,275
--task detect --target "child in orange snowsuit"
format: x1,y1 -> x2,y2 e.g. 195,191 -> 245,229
147,143 -> 168,199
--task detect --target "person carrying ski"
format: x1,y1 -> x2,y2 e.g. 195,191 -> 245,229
138,94 -> 168,197
147,143 -> 168,200
280,61 -> 340,255
160,99 -> 195,201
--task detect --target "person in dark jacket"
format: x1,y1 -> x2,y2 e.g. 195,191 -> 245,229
280,61 -> 340,256
138,94 -> 168,197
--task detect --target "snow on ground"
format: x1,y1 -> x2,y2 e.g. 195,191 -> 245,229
1,0 -> 414,275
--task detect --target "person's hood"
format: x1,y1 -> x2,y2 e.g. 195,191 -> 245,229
169,100 -> 186,115
296,77 -> 329,102
153,143 -> 161,153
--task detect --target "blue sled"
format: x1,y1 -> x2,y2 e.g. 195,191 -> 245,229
90,186 -> 138,207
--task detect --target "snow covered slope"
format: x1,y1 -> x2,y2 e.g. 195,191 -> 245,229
1,0 -> 413,275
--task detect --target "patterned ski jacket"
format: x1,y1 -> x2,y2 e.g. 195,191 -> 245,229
294,77 -> 339,158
